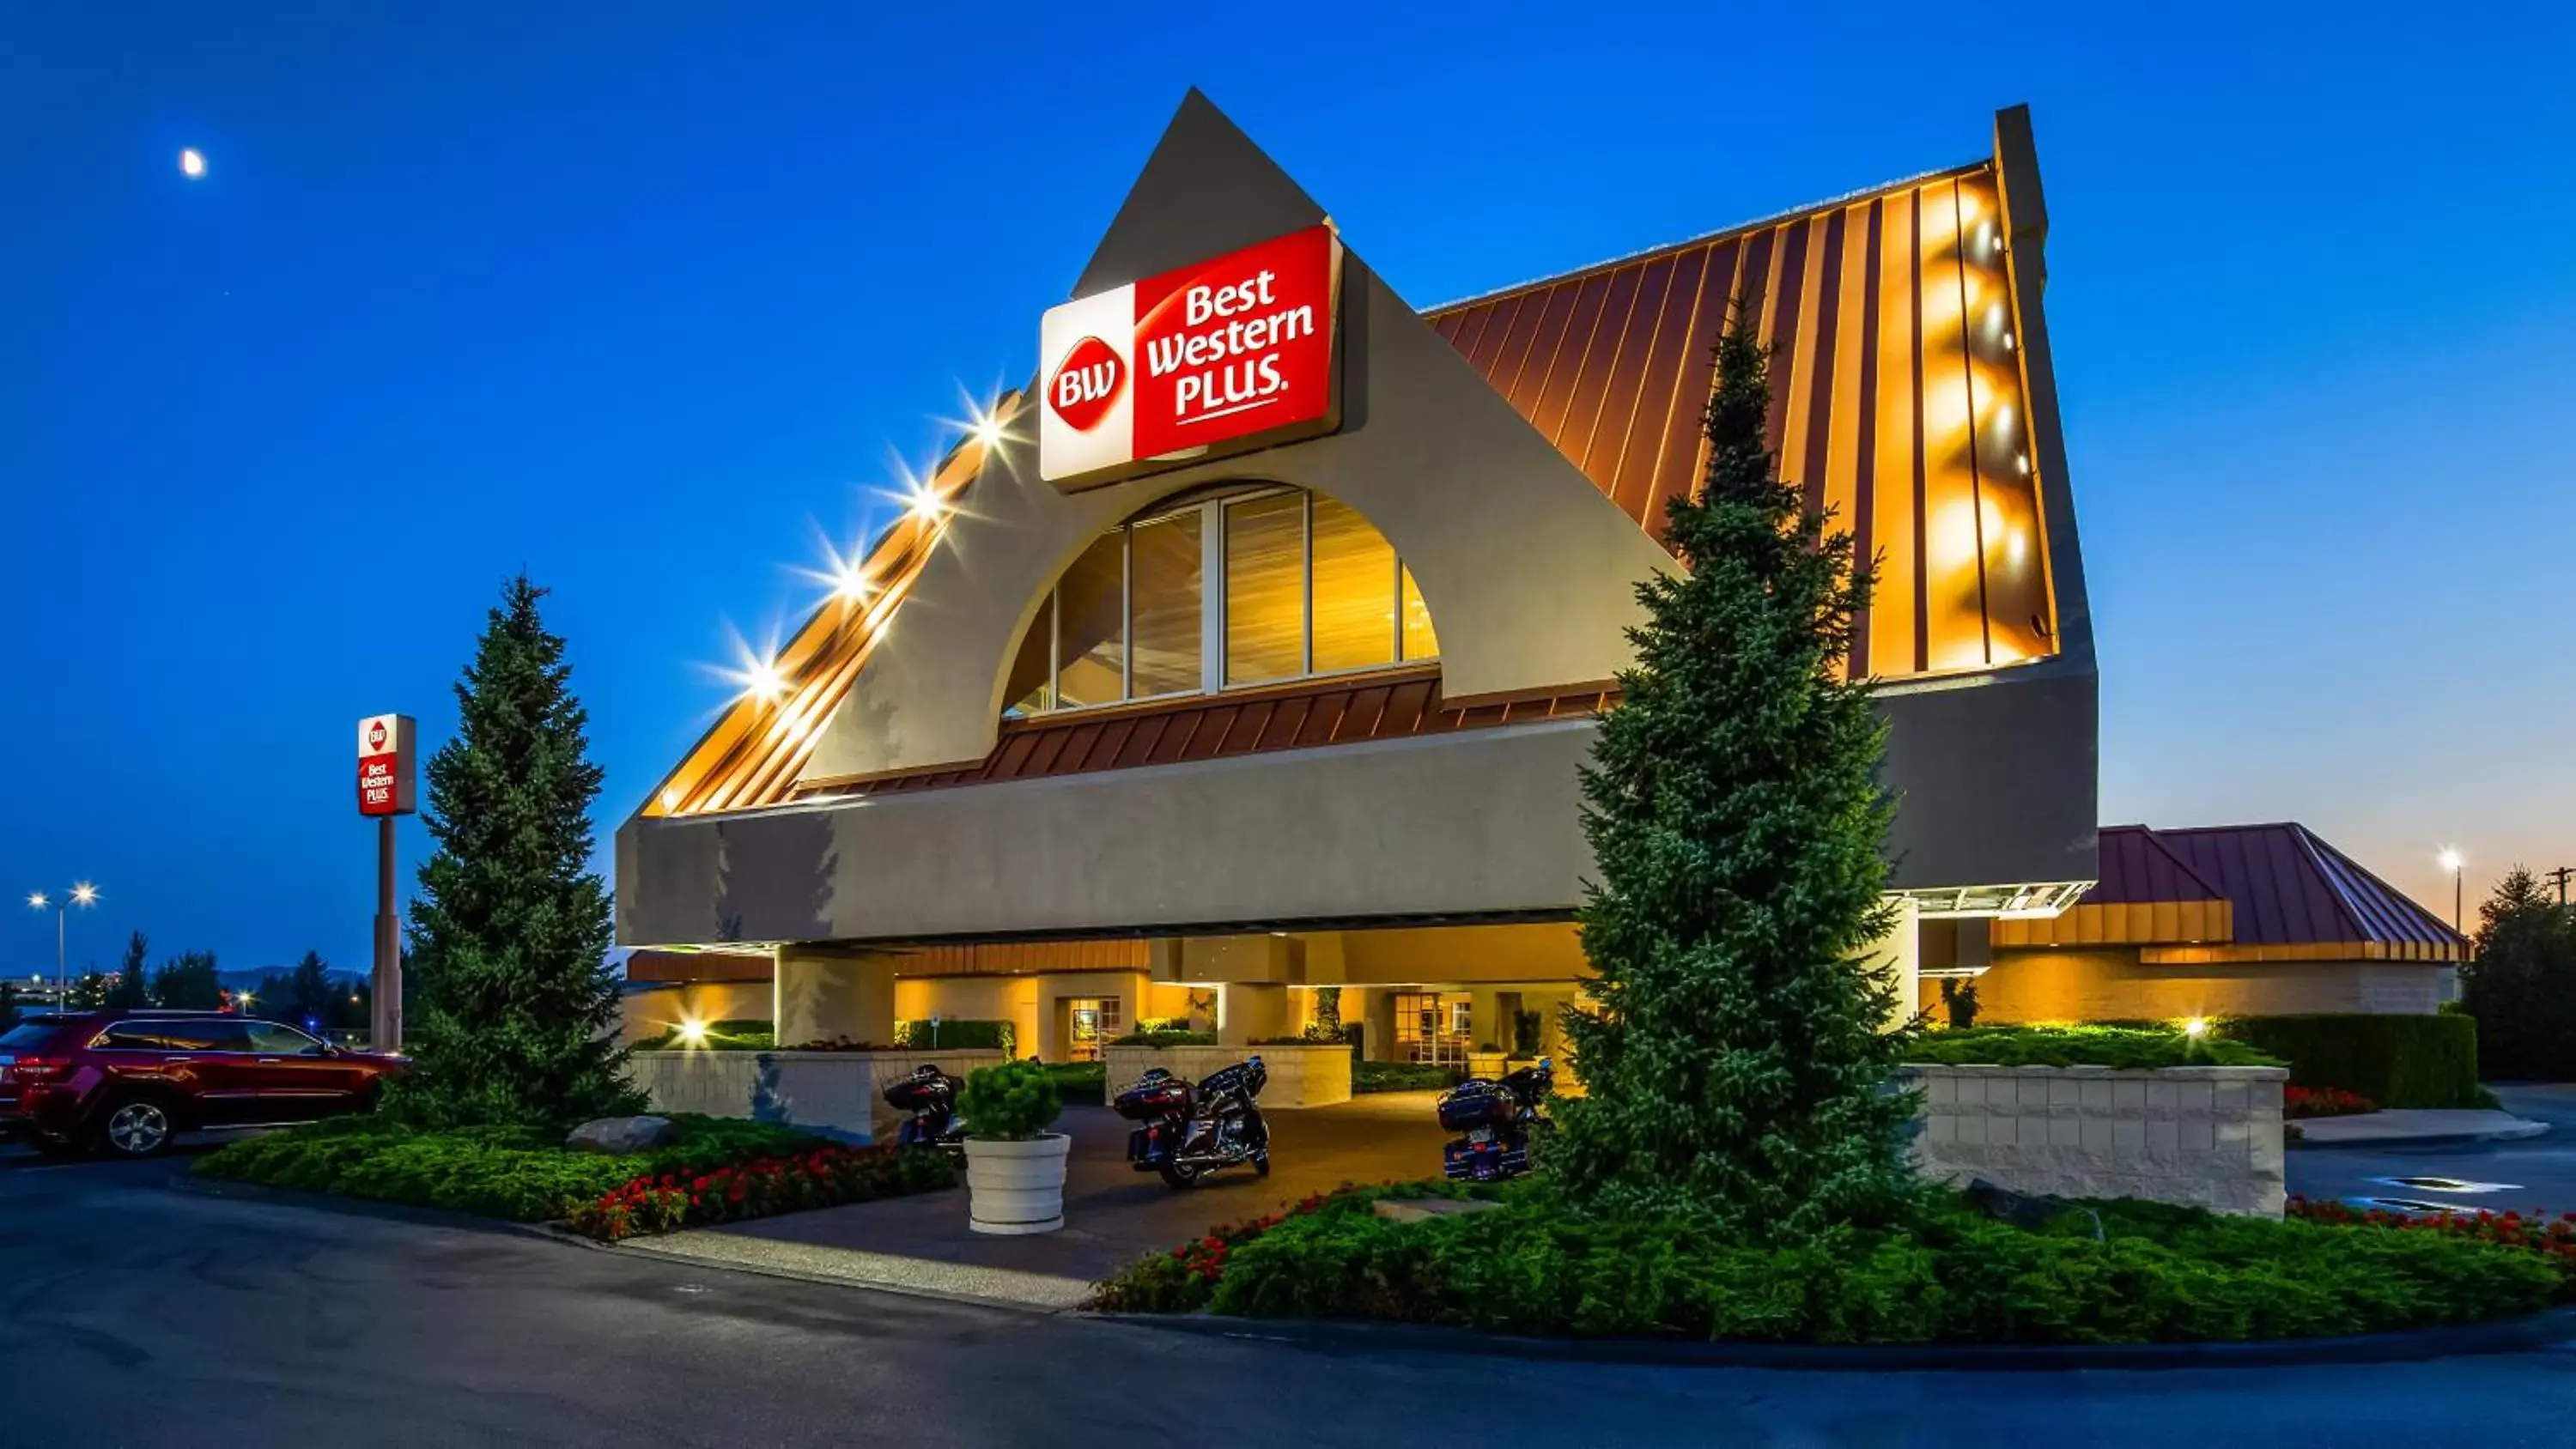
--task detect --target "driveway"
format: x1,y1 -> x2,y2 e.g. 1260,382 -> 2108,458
684,1091 -> 1453,1286
2287,1084 -> 2576,1214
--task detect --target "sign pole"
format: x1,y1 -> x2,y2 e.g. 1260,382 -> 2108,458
356,712 -> 417,1052
374,814 -> 401,1050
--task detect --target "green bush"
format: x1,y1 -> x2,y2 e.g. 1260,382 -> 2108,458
2220,1015 -> 2482,1109
1354,1061 -> 1463,1094
634,1019 -> 775,1052
1097,1185 -> 2565,1343
1111,1028 -> 1218,1046
959,1058 -> 1062,1140
1905,1025 -> 2277,1070
895,1018 -> 1016,1054
564,1141 -> 956,1241
1045,1062 -> 1108,1106
191,1114 -> 829,1222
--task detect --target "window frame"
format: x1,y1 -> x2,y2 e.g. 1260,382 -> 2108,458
1006,486 -> 1436,722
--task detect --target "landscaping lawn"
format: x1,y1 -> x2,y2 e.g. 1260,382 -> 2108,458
1091,1183 -> 2573,1344
192,1113 -> 954,1234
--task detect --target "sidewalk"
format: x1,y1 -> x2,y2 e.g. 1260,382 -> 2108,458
2293,1109 -> 2549,1148
617,1093 -> 1449,1309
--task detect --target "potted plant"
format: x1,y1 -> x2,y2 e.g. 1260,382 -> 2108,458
957,1058 -> 1068,1235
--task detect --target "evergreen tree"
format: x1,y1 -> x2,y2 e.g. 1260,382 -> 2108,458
1551,298 -> 1915,1240
288,950 -> 337,1023
0,981 -> 20,1032
395,574 -> 637,1128
107,931 -> 151,1009
2459,866 -> 2576,1081
149,951 -> 223,1009
70,970 -> 111,1009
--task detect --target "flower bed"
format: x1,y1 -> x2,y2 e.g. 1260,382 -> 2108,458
2284,1085 -> 2376,1119
192,1114 -> 839,1222
1090,1184 -> 2570,1343
2288,1197 -> 2576,1276
566,1142 -> 956,1241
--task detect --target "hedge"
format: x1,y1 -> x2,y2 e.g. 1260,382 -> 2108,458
894,1018 -> 1015,1054
1905,1025 -> 2277,1070
2221,1014 -> 2481,1109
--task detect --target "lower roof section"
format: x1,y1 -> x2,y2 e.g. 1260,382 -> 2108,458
616,662 -> 2096,949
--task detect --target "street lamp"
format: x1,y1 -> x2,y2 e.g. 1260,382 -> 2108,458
26,882 -> 99,1003
2438,848 -> 2465,939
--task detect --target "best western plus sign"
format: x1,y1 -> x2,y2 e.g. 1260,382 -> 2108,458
356,712 -> 417,817
1038,223 -> 1341,488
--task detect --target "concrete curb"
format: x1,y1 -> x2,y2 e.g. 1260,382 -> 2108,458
604,1231 -> 1088,1315
2293,1119 -> 2551,1150
1095,1303 -> 2576,1372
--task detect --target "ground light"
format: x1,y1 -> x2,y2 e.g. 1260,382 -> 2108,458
2181,1016 -> 2210,1039
677,1018 -> 709,1047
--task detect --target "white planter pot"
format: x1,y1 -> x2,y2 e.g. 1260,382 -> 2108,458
964,1132 -> 1071,1235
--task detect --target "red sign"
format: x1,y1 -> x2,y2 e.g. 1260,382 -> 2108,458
1039,224 -> 1341,489
357,713 -> 417,817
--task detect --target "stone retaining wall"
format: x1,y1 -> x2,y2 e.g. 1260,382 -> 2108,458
1103,1043 -> 1352,1107
1902,1064 -> 2288,1216
629,1048 -> 1007,1144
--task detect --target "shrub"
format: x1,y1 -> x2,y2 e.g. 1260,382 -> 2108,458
1905,1025 -> 2277,1070
894,1018 -> 1015,1054
634,1019 -> 775,1052
2287,1197 -> 2576,1280
959,1058 -> 1062,1140
1111,1028 -> 1218,1046
2284,1085 -> 2376,1119
1354,1062 -> 1462,1094
1044,1062 -> 1108,1106
1097,1185 -> 2567,1343
787,1036 -> 899,1052
191,1113 -> 831,1222
2221,1015 -> 2481,1108
565,1142 -> 956,1241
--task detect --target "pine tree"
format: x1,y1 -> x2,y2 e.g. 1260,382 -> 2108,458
150,951 -> 222,1009
395,574 -> 638,1128
0,981 -> 20,1032
106,931 -> 151,1009
2460,867 -> 2576,1081
1551,298 -> 1916,1240
288,950 -> 337,1022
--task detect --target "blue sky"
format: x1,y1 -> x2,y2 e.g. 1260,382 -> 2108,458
4,2 -> 2571,973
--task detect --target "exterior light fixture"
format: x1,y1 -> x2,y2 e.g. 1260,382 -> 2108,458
25,892 -> 45,909
836,561 -> 873,601
747,661 -> 787,702
1989,301 -> 2006,331
179,148 -> 206,179
972,415 -> 1005,449
677,1018 -> 709,1046
2438,847 -> 2464,875
2016,452 -> 2031,476
1994,403 -> 2015,434
907,483 -> 945,523
659,786 -> 682,810
2182,1016 -> 2209,1039
70,882 -> 97,906
2002,331 -> 2015,352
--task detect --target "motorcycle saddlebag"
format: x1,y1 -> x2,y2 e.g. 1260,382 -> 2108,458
1114,1070 -> 1194,1120
1437,1079 -> 1515,1132
881,1066 -> 955,1112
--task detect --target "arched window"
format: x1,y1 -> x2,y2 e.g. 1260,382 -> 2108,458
1005,486 -> 1438,716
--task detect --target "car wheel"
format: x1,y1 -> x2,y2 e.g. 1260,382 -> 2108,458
97,1097 -> 176,1158
1157,1161 -> 1203,1190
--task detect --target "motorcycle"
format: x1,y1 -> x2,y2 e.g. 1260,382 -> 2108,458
882,1063 -> 968,1161
1115,1055 -> 1271,1189
1437,1058 -> 1552,1182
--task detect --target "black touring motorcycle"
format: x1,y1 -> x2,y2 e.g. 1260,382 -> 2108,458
882,1064 -> 968,1161
1115,1055 -> 1271,1189
1436,1058 -> 1552,1181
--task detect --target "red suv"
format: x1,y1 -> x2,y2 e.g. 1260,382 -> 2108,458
0,1009 -> 407,1158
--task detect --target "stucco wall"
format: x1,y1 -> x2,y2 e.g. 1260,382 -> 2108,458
1966,949 -> 2446,1022
1905,1064 -> 2287,1216
629,1048 -> 1006,1143
1103,1043 -> 1352,1108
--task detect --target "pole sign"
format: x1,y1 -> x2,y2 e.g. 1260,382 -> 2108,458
356,713 -> 417,817
1038,223 -> 1343,491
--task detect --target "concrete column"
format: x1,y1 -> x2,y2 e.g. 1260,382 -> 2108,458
1218,982 -> 1289,1047
775,946 -> 898,1047
1868,896 -> 1923,1032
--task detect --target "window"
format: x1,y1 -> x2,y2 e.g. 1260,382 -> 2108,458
1007,487 -> 1437,718
1066,997 -> 1122,1062
245,1021 -> 324,1054
97,1019 -> 240,1052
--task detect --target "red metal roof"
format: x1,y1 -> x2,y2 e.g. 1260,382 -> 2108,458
2092,823 -> 2462,953
800,669 -> 1610,800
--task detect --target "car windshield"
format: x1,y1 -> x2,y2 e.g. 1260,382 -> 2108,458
0,1019 -> 73,1050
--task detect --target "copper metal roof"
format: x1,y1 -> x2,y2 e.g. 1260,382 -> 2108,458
2149,823 -> 2462,954
1424,161 -> 2056,681
2084,825 -> 2229,906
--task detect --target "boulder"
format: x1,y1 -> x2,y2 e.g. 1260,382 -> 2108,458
565,1115 -> 676,1155
1372,1197 -> 1504,1225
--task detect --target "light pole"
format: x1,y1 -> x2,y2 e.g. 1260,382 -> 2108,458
26,882 -> 99,1003
2438,848 -> 2464,941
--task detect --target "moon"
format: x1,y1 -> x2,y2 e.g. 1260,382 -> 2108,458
179,148 -> 206,179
